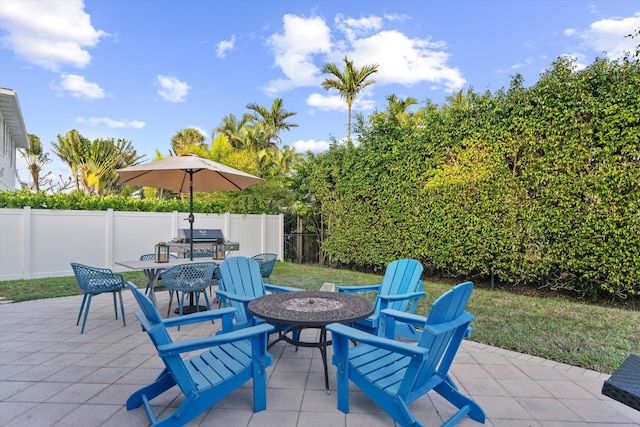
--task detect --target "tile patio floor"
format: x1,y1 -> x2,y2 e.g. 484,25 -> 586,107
1,288 -> 638,427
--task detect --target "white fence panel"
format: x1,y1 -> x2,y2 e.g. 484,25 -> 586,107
0,208 -> 283,281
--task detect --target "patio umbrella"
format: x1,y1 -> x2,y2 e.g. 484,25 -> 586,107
117,154 -> 264,259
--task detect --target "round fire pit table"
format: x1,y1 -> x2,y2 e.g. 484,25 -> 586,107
248,290 -> 374,393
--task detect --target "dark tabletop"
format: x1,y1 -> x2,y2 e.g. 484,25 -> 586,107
248,290 -> 374,327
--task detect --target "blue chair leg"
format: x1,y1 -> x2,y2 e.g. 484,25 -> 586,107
81,294 -> 93,333
117,290 -> 126,327
112,291 -> 118,319
77,294 -> 88,326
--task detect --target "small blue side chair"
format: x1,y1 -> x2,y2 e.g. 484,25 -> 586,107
139,253 -> 177,295
250,253 -> 278,283
71,262 -> 127,333
126,282 -> 274,427
185,252 -> 220,295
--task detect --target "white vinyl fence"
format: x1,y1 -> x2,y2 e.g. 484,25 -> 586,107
0,207 -> 284,280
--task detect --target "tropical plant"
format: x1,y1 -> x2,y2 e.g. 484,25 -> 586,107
214,113 -> 253,149
321,55 -> 379,141
245,98 -> 298,147
51,129 -> 89,192
18,134 -> 51,192
170,128 -> 207,155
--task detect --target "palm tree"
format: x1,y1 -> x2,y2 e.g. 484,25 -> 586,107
214,113 -> 252,149
444,89 -> 470,109
246,98 -> 298,147
18,134 -> 51,192
321,55 -> 379,141
51,129 -> 89,192
385,94 -> 418,116
171,128 -> 207,155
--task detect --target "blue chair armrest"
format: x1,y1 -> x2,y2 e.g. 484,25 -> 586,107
265,284 -> 303,293
162,307 -> 237,329
215,290 -> 254,303
327,322 -> 427,357
336,284 -> 381,293
377,291 -> 426,302
380,308 -> 427,327
380,308 -> 474,337
157,323 -> 275,357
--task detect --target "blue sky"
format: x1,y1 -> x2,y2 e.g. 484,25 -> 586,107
1,0 -> 638,187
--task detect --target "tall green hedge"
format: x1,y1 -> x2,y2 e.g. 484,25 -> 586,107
306,56 -> 640,299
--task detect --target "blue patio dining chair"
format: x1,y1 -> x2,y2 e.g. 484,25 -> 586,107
185,252 -> 220,295
250,253 -> 278,283
70,262 -> 127,333
327,281 -> 485,427
139,253 -> 177,295
336,258 -> 426,340
126,282 -> 274,427
161,262 -> 216,320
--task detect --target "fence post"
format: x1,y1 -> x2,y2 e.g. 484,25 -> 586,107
261,213 -> 267,254
106,209 -> 114,268
22,206 -> 32,279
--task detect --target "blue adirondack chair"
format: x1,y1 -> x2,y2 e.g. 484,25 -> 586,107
71,263 -> 126,333
126,282 -> 274,427
327,282 -> 485,427
336,259 -> 426,340
216,256 -> 301,332
250,253 -> 278,283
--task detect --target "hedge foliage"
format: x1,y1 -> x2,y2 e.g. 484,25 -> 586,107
305,56 -> 640,299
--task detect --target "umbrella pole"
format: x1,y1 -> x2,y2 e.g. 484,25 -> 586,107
189,170 -> 194,261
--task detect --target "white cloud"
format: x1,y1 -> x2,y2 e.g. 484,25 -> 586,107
575,12 -> 640,59
217,35 -> 235,58
264,14 -> 332,94
350,30 -> 466,91
564,28 -> 577,37
0,0 -> 107,71
156,75 -> 190,102
54,74 -> 105,100
264,14 -> 466,97
77,117 -> 145,129
335,14 -> 383,43
293,139 -> 330,154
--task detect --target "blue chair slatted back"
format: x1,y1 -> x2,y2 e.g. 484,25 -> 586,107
375,258 -> 424,313
218,256 -> 266,326
415,281 -> 474,386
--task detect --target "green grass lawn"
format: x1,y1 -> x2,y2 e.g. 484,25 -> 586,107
1,261 -> 637,374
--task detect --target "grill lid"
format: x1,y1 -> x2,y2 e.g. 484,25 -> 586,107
178,229 -> 224,243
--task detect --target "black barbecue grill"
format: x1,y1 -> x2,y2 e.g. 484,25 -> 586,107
168,229 -> 239,259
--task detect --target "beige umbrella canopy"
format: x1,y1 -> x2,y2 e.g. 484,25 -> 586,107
117,154 -> 264,259
117,153 -> 263,192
